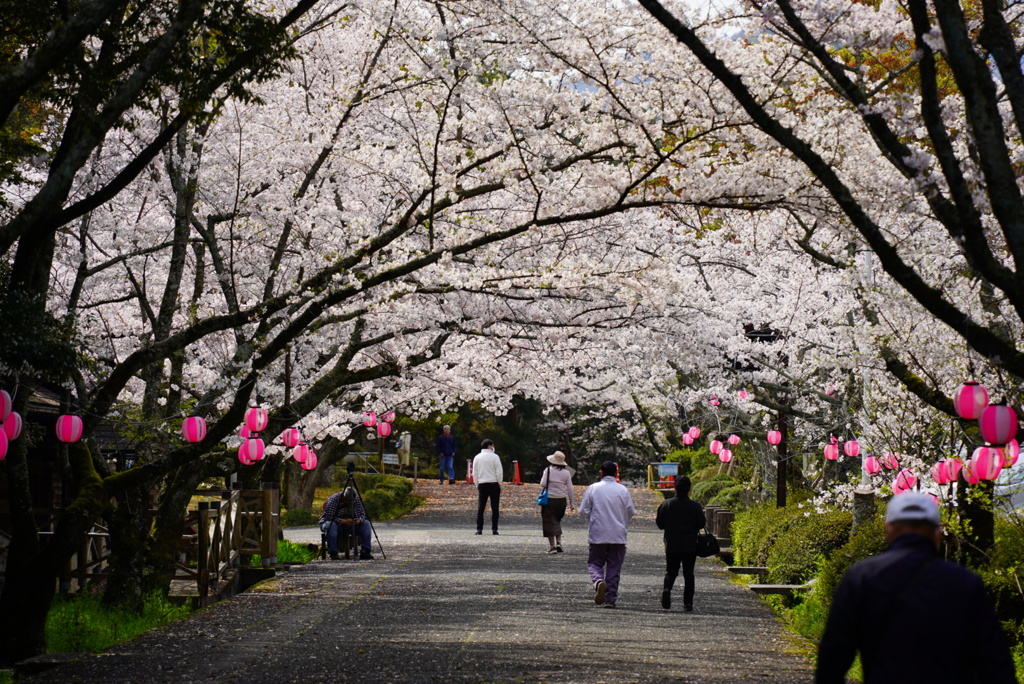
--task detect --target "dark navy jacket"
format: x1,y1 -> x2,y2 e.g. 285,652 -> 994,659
816,533 -> 1015,683
435,433 -> 457,457
655,494 -> 706,554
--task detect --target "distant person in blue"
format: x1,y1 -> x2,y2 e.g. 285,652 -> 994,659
435,425 -> 457,484
815,492 -> 1014,683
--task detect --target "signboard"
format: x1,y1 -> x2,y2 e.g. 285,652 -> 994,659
382,453 -> 399,465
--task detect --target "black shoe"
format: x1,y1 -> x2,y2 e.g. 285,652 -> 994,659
492,530 -> 499,535
595,581 -> 607,605
475,530 -> 483,535
602,602 -> 617,609
684,604 -> 693,612
359,552 -> 374,560
329,553 -> 339,560
449,479 -> 456,484
661,591 -> 671,610
555,545 -> 563,553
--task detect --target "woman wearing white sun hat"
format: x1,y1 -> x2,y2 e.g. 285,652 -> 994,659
538,451 -> 576,554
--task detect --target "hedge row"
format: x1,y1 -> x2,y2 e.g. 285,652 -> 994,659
732,503 -> 854,586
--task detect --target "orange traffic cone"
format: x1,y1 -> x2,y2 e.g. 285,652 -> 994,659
467,460 -> 475,484
512,460 -> 522,485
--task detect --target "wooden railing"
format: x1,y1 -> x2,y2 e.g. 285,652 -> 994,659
0,482 -> 279,602
175,482 -> 280,602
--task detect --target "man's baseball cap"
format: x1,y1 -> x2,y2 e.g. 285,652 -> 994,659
886,492 -> 941,525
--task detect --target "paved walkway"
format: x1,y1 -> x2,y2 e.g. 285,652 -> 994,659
25,480 -> 814,683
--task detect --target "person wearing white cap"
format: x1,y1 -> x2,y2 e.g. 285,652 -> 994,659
538,451 -> 576,554
815,492 -> 1015,683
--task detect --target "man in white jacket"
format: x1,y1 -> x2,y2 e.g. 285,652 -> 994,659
579,461 -> 635,608
473,439 -> 503,535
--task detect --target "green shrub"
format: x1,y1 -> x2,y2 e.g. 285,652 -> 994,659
976,516 -> 1024,624
709,484 -> 749,511
812,514 -> 886,617
765,509 -> 852,585
281,508 -> 317,527
362,488 -> 397,518
732,504 -> 802,567
691,474 -> 738,504
46,591 -> 192,653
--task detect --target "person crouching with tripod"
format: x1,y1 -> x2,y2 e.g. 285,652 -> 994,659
320,487 -> 374,560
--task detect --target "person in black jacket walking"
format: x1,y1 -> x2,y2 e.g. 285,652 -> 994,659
815,491 -> 1015,684
655,476 -> 706,611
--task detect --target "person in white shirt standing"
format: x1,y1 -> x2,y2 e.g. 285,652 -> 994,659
473,439 -> 504,535
579,461 -> 635,608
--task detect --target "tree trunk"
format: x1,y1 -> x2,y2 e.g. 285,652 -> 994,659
101,485 -> 151,611
143,462 -> 207,596
958,478 -> 995,566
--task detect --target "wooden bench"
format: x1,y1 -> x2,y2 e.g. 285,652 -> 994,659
727,566 -> 769,576
748,580 -> 815,597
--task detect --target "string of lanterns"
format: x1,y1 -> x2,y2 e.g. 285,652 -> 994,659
35,397 -> 332,472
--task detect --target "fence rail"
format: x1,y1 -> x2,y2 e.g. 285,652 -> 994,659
0,482 -> 279,603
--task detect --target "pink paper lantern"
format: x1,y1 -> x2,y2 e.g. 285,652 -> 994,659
864,456 -> 882,476
181,416 -> 207,443
0,431 -> 7,461
238,444 -> 254,466
728,434 -> 741,446
293,443 -> 310,464
281,427 -> 302,448
3,411 -> 22,441
362,411 -> 377,427
1003,439 -> 1020,467
239,437 -> 265,462
377,421 -> 392,438
239,425 -> 252,439
823,444 -> 839,460
382,412 -> 396,423
930,461 -> 950,485
767,430 -> 782,446
682,433 -> 693,446
710,439 -> 723,455
946,458 -> 963,482
971,446 -> 1003,481
979,405 -> 1018,446
0,389 -> 11,421
962,459 -> 980,484
882,452 -> 900,470
718,449 -> 733,463
954,382 -> 989,420
688,426 -> 701,439
894,468 -> 917,492
301,452 -> 318,470
245,407 -> 269,433
843,440 -> 860,458
56,414 -> 84,443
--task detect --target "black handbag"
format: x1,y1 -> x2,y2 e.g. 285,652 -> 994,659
695,527 -> 720,558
